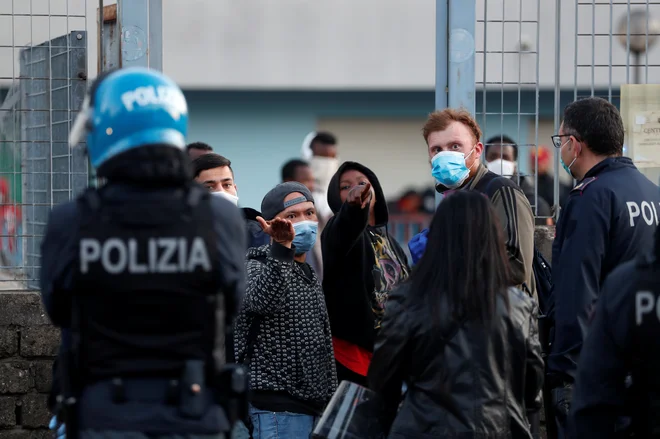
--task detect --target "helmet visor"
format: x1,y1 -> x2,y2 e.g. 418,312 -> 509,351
69,95 -> 91,148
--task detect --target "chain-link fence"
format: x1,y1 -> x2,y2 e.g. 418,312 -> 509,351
476,0 -> 660,222
0,0 -> 89,290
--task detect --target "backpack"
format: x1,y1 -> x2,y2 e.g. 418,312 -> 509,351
476,173 -> 554,313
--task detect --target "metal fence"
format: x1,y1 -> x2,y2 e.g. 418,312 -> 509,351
471,0 -> 660,220
0,1 -> 658,289
0,0 -> 89,290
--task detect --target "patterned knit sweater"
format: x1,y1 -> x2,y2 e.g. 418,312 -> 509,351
234,243 -> 337,405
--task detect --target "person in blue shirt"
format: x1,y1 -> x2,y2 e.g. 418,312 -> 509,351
548,96 -> 660,436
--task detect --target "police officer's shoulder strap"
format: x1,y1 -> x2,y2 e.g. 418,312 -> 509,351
185,183 -> 208,208
571,176 -> 597,194
636,251 -> 657,271
79,187 -> 102,212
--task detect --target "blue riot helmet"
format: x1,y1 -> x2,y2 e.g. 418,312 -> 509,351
69,67 -> 188,169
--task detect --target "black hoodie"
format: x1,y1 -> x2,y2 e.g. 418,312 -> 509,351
321,161 -> 410,352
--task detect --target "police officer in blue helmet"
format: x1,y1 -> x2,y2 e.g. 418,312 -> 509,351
41,67 -> 247,439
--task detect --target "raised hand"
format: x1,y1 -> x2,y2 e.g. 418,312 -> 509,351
347,182 -> 372,209
256,216 -> 295,247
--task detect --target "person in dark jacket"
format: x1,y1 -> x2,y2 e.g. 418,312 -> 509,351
322,161 -> 410,387
548,97 -> 660,434
192,152 -> 270,250
569,225 -> 660,438
42,68 -> 246,438
234,182 -> 337,439
369,190 -> 544,439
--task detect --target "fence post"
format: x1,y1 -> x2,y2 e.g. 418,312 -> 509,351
100,0 -> 163,72
435,0 -> 449,111
435,0 -> 477,205
447,0 -> 477,114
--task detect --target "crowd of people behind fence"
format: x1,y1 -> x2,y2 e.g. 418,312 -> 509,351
42,67 -> 660,439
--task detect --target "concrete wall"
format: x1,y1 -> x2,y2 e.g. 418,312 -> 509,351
0,292 -> 59,436
4,0 -> 654,89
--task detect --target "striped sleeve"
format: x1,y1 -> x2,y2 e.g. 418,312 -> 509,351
491,185 -> 535,287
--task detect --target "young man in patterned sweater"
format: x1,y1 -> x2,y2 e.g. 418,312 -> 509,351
234,182 -> 337,439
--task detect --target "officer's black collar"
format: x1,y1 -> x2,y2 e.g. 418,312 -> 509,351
241,207 -> 263,221
583,156 -> 633,179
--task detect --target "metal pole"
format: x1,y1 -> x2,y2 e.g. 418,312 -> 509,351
553,0 -> 562,222
99,0 -> 104,72
435,0 -> 448,206
116,0 -> 163,71
435,0 -> 476,206
634,52 -> 641,84
447,0 -> 477,115
435,0 -> 448,111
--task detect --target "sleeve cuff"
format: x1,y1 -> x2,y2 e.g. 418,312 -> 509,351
270,242 -> 295,262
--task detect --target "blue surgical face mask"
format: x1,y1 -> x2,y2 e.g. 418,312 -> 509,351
292,220 -> 318,255
431,149 -> 475,189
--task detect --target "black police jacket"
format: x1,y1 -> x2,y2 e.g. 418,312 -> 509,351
40,182 -> 247,433
571,253 -> 660,438
368,286 -> 544,439
549,157 -> 660,381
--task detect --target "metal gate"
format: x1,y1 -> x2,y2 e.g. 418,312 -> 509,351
441,0 -> 660,219
21,31 -> 88,290
0,1 -> 89,290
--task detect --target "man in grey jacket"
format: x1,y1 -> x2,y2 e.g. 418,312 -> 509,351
234,182 -> 337,439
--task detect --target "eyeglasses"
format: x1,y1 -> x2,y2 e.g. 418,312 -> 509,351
550,134 -> 575,149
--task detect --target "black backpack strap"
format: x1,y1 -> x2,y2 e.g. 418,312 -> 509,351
79,187 -> 102,211
186,183 -> 207,208
476,174 -> 524,199
77,188 -> 106,227
475,174 -> 536,297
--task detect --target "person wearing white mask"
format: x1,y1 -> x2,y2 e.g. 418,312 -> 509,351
192,151 -> 270,439
484,135 -> 552,225
301,131 -> 339,226
192,152 -> 270,251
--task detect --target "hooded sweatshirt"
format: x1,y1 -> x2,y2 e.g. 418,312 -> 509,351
321,161 -> 410,375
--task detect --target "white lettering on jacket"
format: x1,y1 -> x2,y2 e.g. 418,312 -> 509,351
79,237 -> 211,274
635,291 -> 660,325
626,201 -> 660,227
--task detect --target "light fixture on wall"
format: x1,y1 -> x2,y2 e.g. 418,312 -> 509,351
617,10 -> 660,84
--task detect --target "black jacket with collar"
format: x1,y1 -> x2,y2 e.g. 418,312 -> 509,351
369,286 -> 544,439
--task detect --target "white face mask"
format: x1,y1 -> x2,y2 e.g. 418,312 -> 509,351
487,159 -> 516,178
211,190 -> 239,206
310,156 -> 339,193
